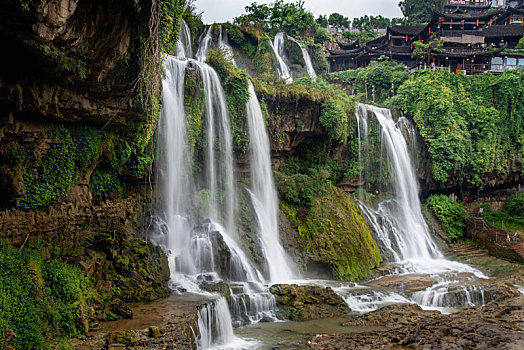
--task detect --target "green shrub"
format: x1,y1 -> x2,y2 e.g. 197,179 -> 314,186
320,94 -> 352,144
503,192 -> 524,217
426,194 -> 466,240
389,70 -> 524,186
0,240 -> 88,349
314,27 -> 330,44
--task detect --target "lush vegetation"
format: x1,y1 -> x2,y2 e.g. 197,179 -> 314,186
388,70 -> 524,186
320,93 -> 353,144
282,186 -> 381,280
426,194 -> 467,240
481,193 -> 524,232
398,0 -> 443,24
330,58 -> 410,104
0,240 -> 88,349
15,126 -> 101,210
275,140 -> 347,208
206,48 -> 251,154
234,0 -> 316,39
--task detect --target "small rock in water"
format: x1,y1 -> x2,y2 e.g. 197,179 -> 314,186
107,330 -> 136,345
148,325 -> 166,338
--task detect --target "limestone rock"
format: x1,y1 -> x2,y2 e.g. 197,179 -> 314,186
270,284 -> 350,321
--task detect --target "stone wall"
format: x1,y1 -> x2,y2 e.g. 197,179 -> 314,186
465,217 -> 524,264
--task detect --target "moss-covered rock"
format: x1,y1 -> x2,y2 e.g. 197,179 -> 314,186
282,186 -> 381,281
269,284 -> 350,320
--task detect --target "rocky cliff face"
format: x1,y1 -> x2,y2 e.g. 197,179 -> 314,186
0,0 -> 142,125
0,0 -> 168,328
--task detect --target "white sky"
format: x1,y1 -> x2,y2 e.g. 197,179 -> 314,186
195,0 -> 404,24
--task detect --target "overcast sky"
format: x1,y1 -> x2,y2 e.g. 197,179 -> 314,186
195,0 -> 404,24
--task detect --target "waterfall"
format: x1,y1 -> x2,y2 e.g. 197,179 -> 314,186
268,32 -> 293,83
246,83 -> 296,282
217,31 -> 296,282
355,104 -> 486,276
196,26 -> 213,62
197,297 -> 258,349
176,19 -> 192,58
287,35 -> 317,81
218,25 -> 236,65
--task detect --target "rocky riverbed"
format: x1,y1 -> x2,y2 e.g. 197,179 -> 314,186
70,243 -> 523,349
308,295 -> 524,349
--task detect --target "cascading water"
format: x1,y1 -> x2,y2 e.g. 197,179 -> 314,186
196,26 -> 213,62
218,30 -> 296,282
287,35 -> 317,81
176,19 -> 192,58
218,25 -> 236,65
354,103 -> 488,310
268,32 -> 292,83
156,24 -> 293,348
246,83 -> 296,282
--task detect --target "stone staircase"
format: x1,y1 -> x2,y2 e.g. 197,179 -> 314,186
466,217 -> 524,264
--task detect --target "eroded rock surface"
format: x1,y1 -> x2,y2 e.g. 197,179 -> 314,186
270,284 -> 350,321
309,295 -> 524,350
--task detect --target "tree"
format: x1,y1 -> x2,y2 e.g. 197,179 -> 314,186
398,0 -> 443,24
235,1 -> 316,39
412,34 -> 444,65
516,35 -> 524,49
328,13 -> 350,30
316,15 -> 328,28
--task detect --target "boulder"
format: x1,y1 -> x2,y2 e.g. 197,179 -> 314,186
270,284 -> 350,321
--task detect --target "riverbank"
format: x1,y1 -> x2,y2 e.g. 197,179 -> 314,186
69,242 -> 523,349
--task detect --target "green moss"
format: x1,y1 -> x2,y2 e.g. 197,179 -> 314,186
206,48 -> 251,154
254,36 -> 277,81
320,94 -> 353,144
88,170 -> 124,200
282,186 -> 381,281
184,69 -> 205,152
16,125 -> 102,210
0,240 -> 88,349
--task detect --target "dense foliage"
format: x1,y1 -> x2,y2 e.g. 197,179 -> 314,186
426,194 -> 466,240
388,70 -> 524,186
504,192 -> 524,217
0,240 -> 88,349
234,0 -> 316,39
15,126 -> 102,210
275,139 -> 350,208
398,0 -> 443,24
330,59 -> 410,103
320,94 -> 353,144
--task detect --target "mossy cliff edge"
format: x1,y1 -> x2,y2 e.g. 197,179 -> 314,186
0,0 -> 182,348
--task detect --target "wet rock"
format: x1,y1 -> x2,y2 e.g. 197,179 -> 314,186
270,284 -> 350,321
148,326 -> 166,338
107,330 -> 136,345
342,303 -> 438,327
365,274 -> 438,294
199,281 -> 231,302
309,295 -> 524,349
110,299 -> 133,319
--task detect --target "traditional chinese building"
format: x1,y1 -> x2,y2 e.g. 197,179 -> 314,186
328,1 -> 524,74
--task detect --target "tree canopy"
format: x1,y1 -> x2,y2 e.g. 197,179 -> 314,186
234,0 -> 316,38
398,0 -> 443,24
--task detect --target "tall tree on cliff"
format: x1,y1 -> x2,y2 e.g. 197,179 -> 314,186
398,0 -> 443,24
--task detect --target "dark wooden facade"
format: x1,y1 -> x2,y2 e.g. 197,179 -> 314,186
329,3 -> 524,74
